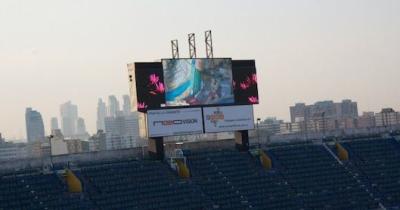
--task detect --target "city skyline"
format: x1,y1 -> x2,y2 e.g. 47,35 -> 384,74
6,96 -> 397,141
1,0 -> 399,139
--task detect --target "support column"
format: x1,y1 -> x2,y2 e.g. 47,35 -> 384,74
148,137 -> 164,160
235,130 -> 249,151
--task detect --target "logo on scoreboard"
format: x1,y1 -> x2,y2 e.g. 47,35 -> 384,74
205,107 -> 225,127
203,105 -> 254,133
153,119 -> 198,126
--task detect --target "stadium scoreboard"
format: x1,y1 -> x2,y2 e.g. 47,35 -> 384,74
129,58 -> 259,137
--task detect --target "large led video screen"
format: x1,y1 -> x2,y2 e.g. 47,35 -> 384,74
162,58 -> 234,106
232,60 -> 259,104
134,62 -> 165,112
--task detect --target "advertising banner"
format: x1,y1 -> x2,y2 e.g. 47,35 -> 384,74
203,105 -> 254,133
147,108 -> 203,137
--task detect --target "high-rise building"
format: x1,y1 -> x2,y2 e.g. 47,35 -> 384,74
104,113 -> 139,150
357,112 -> 376,128
290,103 -> 308,123
77,117 -> 87,135
25,108 -> 45,143
375,108 -> 400,127
0,142 -> 28,161
50,117 -> 59,131
108,95 -> 120,117
339,99 -> 358,118
288,99 -> 359,133
290,99 -> 358,123
310,101 -> 337,119
260,117 -> 284,135
122,95 -> 132,116
96,98 -> 107,131
60,101 -> 78,137
88,130 -> 106,152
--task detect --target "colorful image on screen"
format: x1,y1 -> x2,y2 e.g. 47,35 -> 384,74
162,58 -> 234,106
232,60 -> 259,104
134,62 -> 166,112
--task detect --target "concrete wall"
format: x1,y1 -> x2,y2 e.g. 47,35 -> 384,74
164,139 -> 236,157
0,147 -> 147,172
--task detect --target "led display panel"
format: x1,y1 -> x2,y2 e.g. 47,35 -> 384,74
232,60 -> 259,105
162,58 -> 234,106
134,62 -> 165,112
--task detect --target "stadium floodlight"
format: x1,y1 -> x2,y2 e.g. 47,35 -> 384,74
188,33 -> 196,58
171,39 -> 179,59
205,30 -> 213,58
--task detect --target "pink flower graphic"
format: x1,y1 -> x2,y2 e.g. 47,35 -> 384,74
149,74 -> 159,85
248,96 -> 258,104
251,73 -> 257,84
240,82 -> 249,90
246,76 -> 251,85
138,102 -> 148,110
155,82 -> 165,93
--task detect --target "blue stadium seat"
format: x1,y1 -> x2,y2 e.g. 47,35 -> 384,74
342,138 -> 400,208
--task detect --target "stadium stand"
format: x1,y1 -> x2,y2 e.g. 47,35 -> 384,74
267,144 -> 379,210
78,159 -> 212,210
342,138 -> 400,208
0,171 -> 91,210
185,149 -> 302,210
3,136 -> 400,209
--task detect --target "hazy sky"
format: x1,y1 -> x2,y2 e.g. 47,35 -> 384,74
0,0 -> 399,139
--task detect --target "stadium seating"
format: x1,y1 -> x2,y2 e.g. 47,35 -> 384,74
342,138 -> 400,208
0,172 -> 91,210
2,137 -> 400,209
267,144 -> 379,210
78,160 -> 212,210
186,149 -> 302,210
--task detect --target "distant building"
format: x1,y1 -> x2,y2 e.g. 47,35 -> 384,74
288,100 -> 359,133
259,117 -> 284,135
0,142 -> 28,161
339,99 -> 359,118
122,95 -> 132,116
66,139 -> 89,154
104,113 -> 139,150
76,117 -> 88,136
279,122 -> 301,134
375,108 -> 400,127
50,129 -> 68,156
357,112 -> 376,128
28,141 -> 51,158
25,107 -> 45,143
96,98 -> 107,131
290,100 -> 358,123
50,129 -> 89,155
290,103 -> 308,123
0,133 -> 4,144
50,117 -> 59,131
108,95 -> 120,117
89,130 -> 107,152
60,101 -> 78,137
